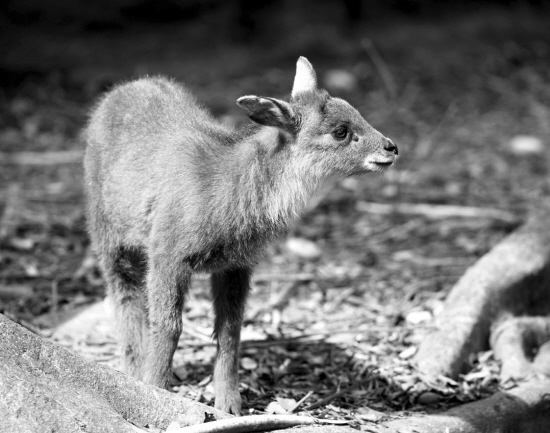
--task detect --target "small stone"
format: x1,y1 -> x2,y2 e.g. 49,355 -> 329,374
265,399 -> 296,414
285,237 -> 322,260
23,262 -> 40,277
398,346 -> 417,359
405,310 -> 433,326
355,406 -> 384,422
9,237 -> 35,251
417,391 -> 441,405
508,135 -> 544,155
240,356 -> 258,370
173,365 -> 188,381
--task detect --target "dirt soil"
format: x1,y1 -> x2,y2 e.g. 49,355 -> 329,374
1,3 -> 550,429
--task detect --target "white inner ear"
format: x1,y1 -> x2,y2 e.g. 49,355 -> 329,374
291,57 -> 317,98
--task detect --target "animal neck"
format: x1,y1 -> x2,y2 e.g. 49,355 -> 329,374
227,127 -> 322,231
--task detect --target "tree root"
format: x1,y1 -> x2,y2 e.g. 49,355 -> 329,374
0,313 -> 230,433
414,210 -> 550,378
491,316 -> 550,381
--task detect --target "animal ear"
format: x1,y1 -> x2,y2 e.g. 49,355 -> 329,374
291,56 -> 317,98
236,96 -> 295,130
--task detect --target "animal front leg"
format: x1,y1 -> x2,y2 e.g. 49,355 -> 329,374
143,259 -> 190,389
211,267 -> 251,415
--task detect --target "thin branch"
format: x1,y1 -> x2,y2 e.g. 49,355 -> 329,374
0,150 -> 83,165
248,280 -> 305,321
171,415 -> 314,433
180,318 -> 215,343
357,201 -> 519,224
304,383 -> 360,411
286,391 -> 314,414
252,273 -> 314,284
170,415 -> 348,433
0,183 -> 21,240
240,333 -> 326,349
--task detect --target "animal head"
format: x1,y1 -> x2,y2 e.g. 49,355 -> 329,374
237,57 -> 398,177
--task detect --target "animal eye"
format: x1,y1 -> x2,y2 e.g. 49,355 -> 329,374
332,127 -> 348,140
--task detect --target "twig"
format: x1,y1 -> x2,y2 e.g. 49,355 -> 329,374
180,327 -> 421,349
248,280 -> 305,321
0,150 -> 83,165
180,318 -> 215,343
393,253 -> 473,268
0,183 -> 21,240
185,327 -> 434,350
241,333 -> 326,349
304,383 -> 360,411
199,272 -> 354,285
286,391 -> 314,414
361,38 -> 397,99
323,287 -> 357,313
170,415 -> 348,433
252,273 -> 314,284
177,340 -> 215,348
51,280 -> 59,327
0,284 -> 34,299
269,281 -> 303,311
240,326 -> 438,349
369,219 -> 425,245
192,272 -> 315,284
356,201 -> 519,224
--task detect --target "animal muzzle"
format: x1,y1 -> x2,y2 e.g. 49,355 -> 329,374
362,137 -> 398,171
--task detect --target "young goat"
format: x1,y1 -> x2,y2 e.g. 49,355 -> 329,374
84,57 -> 398,415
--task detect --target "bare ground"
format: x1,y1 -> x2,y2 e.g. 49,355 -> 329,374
1,4 -> 550,428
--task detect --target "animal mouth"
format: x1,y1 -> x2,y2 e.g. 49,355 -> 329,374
365,159 -> 395,167
363,157 -> 396,172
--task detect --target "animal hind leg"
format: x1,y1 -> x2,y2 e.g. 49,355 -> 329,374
100,246 -> 148,379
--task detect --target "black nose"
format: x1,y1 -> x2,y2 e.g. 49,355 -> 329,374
384,139 -> 398,155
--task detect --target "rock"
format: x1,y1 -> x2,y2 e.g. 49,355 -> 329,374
265,398 -> 297,414
9,237 -> 35,250
405,310 -> 433,326
417,391 -> 441,405
508,135 -> 544,155
285,237 -> 322,260
399,346 -> 417,359
240,357 -> 258,370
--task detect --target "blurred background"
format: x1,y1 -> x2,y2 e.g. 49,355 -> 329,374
1,0 -> 550,413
